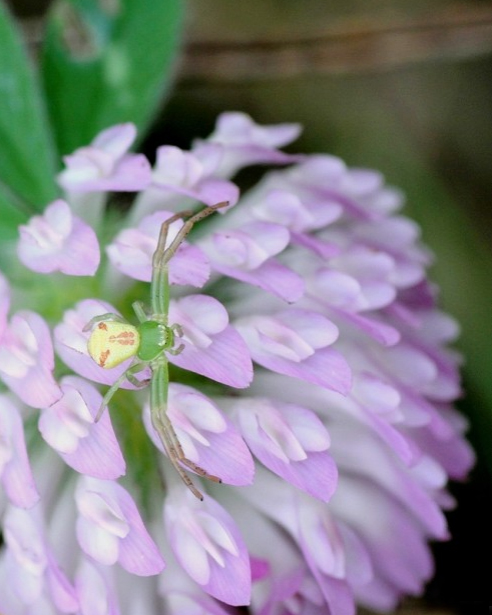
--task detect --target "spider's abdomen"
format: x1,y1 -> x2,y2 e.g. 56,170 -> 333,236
137,320 -> 171,362
88,321 -> 140,368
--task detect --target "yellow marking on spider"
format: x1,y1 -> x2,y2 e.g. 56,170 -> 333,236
88,321 -> 140,369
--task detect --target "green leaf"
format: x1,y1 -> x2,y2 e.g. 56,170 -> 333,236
42,0 -> 183,155
0,3 -> 58,211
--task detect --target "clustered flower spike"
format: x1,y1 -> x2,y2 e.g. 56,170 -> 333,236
0,112 -> 473,614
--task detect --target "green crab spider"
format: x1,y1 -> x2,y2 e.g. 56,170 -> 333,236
84,201 -> 229,500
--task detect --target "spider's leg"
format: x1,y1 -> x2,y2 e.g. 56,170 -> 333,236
167,343 -> 184,356
95,362 -> 147,422
83,312 -> 126,332
151,212 -> 194,317
160,201 -> 229,267
126,368 -> 150,389
151,203 -> 229,317
132,301 -> 149,323
157,405 -> 222,486
175,447 -> 222,484
171,323 -> 184,337
167,324 -> 184,356
151,405 -> 204,501
151,360 -> 222,500
152,210 -> 194,272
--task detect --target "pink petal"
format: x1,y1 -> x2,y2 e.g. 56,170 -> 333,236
329,247 -> 396,310
291,230 -> 341,258
165,489 -> 251,606
17,200 -> 100,276
236,315 -> 351,395
251,187 -> 343,232
76,477 -> 165,576
278,309 -> 339,349
413,412 -> 475,481
210,222 -> 290,269
308,269 -> 362,309
257,567 -> 315,615
0,311 -> 61,408
144,384 -> 254,486
194,178 -> 240,207
75,559 -> 121,615
3,505 -> 78,611
354,399 -> 420,466
211,112 -> 301,148
39,376 -> 126,480
334,309 -> 401,347
236,398 -> 337,501
211,258 -> 304,304
355,576 -> 400,612
45,550 -> 81,612
197,112 -> 302,177
168,296 -> 253,388
77,517 -> 120,566
93,123 -> 137,157
58,123 -> 151,193
169,325 -> 253,389
293,505 -> 356,615
153,178 -> 240,210
331,475 -> 434,597
330,419 -> 447,539
170,244 -> 210,288
73,154 -> 151,192
0,271 -> 10,342
172,294 -> 229,336
338,522 -> 373,588
164,591 -> 233,615
0,395 -> 39,508
153,145 -> 204,186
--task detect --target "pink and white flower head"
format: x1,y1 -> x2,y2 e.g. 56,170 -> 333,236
0,113 -> 474,614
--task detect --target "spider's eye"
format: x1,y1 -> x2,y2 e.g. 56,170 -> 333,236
88,321 -> 140,369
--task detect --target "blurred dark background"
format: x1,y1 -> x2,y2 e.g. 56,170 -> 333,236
6,0 -> 492,613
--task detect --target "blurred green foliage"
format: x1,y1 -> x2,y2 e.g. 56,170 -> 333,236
0,0 -> 182,239
42,0 -> 182,155
0,1 -> 58,219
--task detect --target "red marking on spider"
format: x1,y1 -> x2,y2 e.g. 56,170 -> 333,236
98,349 -> 110,367
108,332 -> 136,346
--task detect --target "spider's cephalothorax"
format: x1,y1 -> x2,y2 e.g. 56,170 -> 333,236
85,202 -> 229,499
